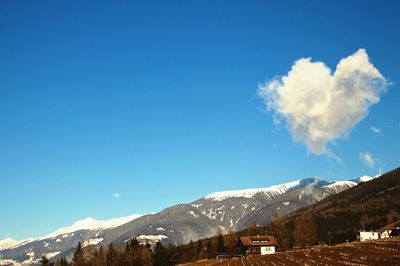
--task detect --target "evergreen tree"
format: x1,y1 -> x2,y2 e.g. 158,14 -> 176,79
247,221 -> 258,236
152,241 -> 169,266
97,246 -> 106,266
106,243 -> 118,266
59,257 -> 69,266
267,212 -> 290,250
138,244 -> 152,266
91,248 -> 105,266
195,240 -> 202,261
184,240 -> 196,262
205,239 -> 212,259
145,240 -> 152,252
40,254 -> 54,266
72,242 -> 85,266
217,232 -> 225,255
359,214 -> 370,230
130,238 -> 141,250
293,213 -> 317,247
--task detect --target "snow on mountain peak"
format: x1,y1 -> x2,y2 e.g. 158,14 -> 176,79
0,238 -> 20,250
0,237 -> 35,250
204,179 -> 303,201
323,175 -> 376,191
41,214 -> 142,240
323,180 -> 357,189
352,175 -> 374,183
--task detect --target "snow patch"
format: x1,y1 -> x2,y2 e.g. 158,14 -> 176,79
299,191 -> 304,200
156,227 -> 166,231
220,212 -> 225,222
0,259 -> 19,265
22,251 -> 36,265
188,211 -> 198,218
202,209 -> 217,220
137,235 -> 168,241
83,238 -> 104,247
283,202 -> 290,206
46,251 -> 61,259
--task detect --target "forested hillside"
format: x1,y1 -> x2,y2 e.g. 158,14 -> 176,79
279,167 -> 400,246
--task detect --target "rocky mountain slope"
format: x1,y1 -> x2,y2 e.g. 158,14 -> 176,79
0,176 -> 373,265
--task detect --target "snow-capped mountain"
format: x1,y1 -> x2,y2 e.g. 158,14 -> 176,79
0,238 -> 35,252
0,214 -> 141,266
0,239 -> 23,251
101,176 -> 375,246
0,175 -> 375,265
40,214 -> 142,240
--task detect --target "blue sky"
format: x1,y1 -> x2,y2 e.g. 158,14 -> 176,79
0,1 -> 399,240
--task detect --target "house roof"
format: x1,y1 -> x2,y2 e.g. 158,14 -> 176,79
378,220 -> 400,233
239,236 -> 278,247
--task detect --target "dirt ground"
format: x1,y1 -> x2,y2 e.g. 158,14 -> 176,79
182,237 -> 400,266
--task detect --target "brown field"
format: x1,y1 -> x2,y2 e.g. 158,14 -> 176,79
182,237 -> 400,266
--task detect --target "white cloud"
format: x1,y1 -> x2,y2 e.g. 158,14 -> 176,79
370,126 -> 382,135
112,193 -> 120,198
359,152 -> 375,168
258,49 -> 388,155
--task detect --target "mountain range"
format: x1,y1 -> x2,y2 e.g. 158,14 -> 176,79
0,175 -> 374,265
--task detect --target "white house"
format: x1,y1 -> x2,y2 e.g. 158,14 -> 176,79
239,236 -> 277,255
380,230 -> 391,239
356,231 -> 380,241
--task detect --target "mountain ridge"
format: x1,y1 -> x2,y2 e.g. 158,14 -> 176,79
0,174 -> 374,265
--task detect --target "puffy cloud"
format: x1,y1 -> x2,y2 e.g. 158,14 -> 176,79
359,152 -> 375,168
258,49 -> 388,155
112,193 -> 120,198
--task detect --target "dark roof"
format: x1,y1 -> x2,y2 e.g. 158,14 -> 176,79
239,236 -> 278,247
378,220 -> 400,233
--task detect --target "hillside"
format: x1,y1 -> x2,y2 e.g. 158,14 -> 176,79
187,237 -> 400,266
282,167 -> 400,246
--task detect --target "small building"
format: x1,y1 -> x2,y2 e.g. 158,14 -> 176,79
378,221 -> 400,239
356,231 -> 380,241
239,235 -> 277,255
